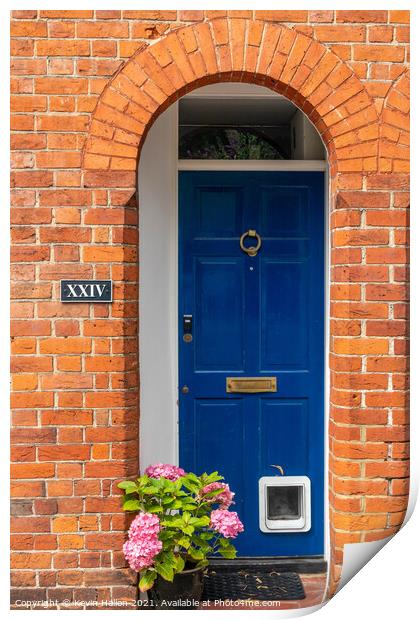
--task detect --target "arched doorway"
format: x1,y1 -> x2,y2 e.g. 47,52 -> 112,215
138,82 -> 329,564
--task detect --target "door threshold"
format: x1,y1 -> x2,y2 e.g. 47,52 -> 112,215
209,556 -> 327,574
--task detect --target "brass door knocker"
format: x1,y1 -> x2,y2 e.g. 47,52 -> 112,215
240,229 -> 262,257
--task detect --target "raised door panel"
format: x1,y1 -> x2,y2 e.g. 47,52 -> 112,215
260,259 -> 309,371
194,258 -> 245,371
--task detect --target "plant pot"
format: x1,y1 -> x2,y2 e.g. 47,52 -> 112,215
149,564 -> 206,609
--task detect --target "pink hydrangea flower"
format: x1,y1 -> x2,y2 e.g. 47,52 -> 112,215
201,482 -> 235,509
145,463 -> 186,481
210,509 -> 244,539
128,511 -> 160,538
123,536 -> 162,572
123,512 -> 162,572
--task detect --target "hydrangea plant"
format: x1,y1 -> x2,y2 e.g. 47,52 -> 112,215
118,464 -> 244,592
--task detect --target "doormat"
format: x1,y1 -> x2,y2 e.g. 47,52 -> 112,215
202,569 -> 305,601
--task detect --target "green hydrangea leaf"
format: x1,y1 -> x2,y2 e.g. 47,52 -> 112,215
139,570 -> 157,592
117,481 -> 138,493
175,554 -> 185,573
155,560 -> 174,582
122,499 -> 141,511
188,547 -> 205,560
218,543 -> 237,559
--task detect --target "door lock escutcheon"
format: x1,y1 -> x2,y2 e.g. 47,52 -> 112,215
183,314 -> 193,343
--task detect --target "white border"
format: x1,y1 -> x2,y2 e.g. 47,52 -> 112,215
6,2 -> 415,619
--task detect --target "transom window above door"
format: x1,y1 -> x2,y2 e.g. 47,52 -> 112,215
178,83 -> 326,161
179,126 -> 287,160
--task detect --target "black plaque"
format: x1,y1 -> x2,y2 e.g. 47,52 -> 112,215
61,280 -> 112,303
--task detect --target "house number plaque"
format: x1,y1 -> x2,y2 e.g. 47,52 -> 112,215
60,280 -> 112,303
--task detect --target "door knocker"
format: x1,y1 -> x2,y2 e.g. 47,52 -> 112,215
240,229 -> 262,257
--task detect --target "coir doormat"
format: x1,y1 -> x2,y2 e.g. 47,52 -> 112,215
202,568 -> 306,601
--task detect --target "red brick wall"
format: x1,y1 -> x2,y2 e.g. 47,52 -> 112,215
10,10 -> 409,607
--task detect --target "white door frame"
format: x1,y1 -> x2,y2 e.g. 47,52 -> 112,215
178,160 -> 327,171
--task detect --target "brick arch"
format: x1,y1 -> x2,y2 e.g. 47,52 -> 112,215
77,17 -> 405,598
379,68 -> 409,173
81,18 -> 379,182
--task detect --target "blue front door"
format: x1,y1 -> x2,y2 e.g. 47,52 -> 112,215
179,171 -> 325,557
